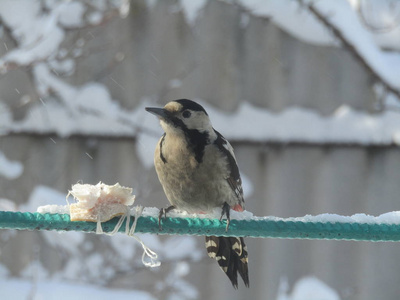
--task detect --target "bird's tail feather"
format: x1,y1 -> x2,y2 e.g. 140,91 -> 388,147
205,236 -> 249,288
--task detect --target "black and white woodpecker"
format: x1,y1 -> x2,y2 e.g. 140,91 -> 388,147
145,99 -> 249,288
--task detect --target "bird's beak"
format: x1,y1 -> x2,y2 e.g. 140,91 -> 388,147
145,107 -> 171,119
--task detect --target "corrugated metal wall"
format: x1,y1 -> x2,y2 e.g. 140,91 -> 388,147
1,1 -> 400,299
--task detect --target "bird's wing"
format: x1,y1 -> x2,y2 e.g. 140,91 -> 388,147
213,130 -> 245,209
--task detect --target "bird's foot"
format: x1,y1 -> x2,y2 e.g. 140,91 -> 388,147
219,202 -> 231,232
158,205 -> 175,230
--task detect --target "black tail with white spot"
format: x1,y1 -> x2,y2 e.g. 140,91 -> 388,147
205,236 -> 249,288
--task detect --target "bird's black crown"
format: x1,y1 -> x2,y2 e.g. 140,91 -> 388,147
174,99 -> 208,116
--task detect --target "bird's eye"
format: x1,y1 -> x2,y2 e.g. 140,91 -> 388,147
182,110 -> 191,118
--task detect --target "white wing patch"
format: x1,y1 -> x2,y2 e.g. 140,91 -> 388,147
213,130 -> 245,208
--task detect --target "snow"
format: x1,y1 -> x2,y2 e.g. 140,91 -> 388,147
75,83 -> 123,118
37,204 -> 69,214
0,278 -> 155,300
0,1 -> 399,298
5,97 -> 400,169
347,0 -> 400,51
180,0 -> 207,25
48,58 -> 75,75
313,1 -> 400,89
10,63 -> 136,137
118,0 -> 131,19
0,151 -> 24,179
157,207 -> 400,226
252,211 -> 400,227
209,101 -> 400,146
109,234 -> 137,260
21,186 -> 86,254
236,0 -> 400,90
36,202 -> 400,226
21,185 -> 66,212
87,11 -> 103,25
38,98 -> 400,163
237,0 -> 335,45
276,276 -> 340,300
0,0 -> 42,46
241,172 -> 254,198
0,0 -> 65,68
0,1 -> 399,173
57,2 -> 86,28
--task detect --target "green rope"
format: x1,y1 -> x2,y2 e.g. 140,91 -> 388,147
1,211 -> 400,242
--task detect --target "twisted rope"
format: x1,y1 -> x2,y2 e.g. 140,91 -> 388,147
1,211 -> 400,242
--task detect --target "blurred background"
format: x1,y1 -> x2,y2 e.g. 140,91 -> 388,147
1,0 -> 400,299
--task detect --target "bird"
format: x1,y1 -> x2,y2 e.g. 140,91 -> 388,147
145,99 -> 249,288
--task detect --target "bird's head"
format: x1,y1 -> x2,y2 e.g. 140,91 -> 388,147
145,99 -> 215,137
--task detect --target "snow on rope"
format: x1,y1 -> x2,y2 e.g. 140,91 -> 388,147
2,209 -> 400,242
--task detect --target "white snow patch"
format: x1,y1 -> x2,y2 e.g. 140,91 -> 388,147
312,1 -> 400,89
21,260 -> 49,280
21,185 -> 66,212
75,83 -> 123,118
5,97 -> 400,170
48,58 -> 75,75
236,0 -> 400,91
136,132 -> 160,168
241,172 -> 254,198
261,211 -> 400,226
37,204 -> 69,214
0,1 -> 65,67
109,234 -> 137,260
205,101 -> 400,146
34,203 -> 400,226
174,261 -> 190,277
87,11 -> 103,25
276,276 -> 340,300
141,206 -> 254,221
22,185 -> 86,253
57,1 -> 86,28
180,0 -> 206,25
0,278 -> 155,300
0,151 -> 24,179
141,206 -> 400,226
0,0 -> 90,68
237,0 -> 335,45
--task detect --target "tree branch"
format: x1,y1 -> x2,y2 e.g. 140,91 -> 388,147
301,1 -> 400,102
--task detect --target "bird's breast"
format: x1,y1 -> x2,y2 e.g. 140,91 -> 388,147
154,135 -> 232,212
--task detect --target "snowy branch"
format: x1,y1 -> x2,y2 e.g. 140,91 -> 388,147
356,0 -> 400,34
301,1 -> 400,102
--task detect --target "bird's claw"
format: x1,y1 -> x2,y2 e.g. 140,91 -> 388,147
158,205 -> 175,230
220,202 -> 231,232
